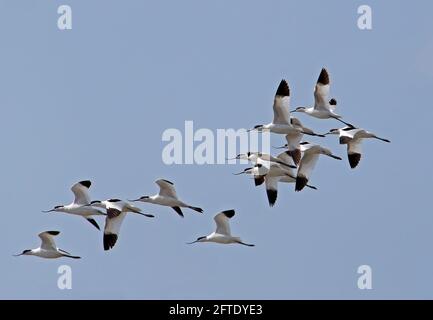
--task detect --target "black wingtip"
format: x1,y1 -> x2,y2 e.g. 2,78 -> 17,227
295,176 -> 308,192
287,149 -> 301,166
340,136 -> 352,145
222,209 -> 235,218
86,218 -> 100,230
191,206 -> 204,213
161,179 -> 174,185
172,206 -> 184,217
348,153 -> 361,169
266,189 -> 277,207
276,79 -> 290,97
317,68 -> 330,85
254,176 -> 265,186
46,231 -> 60,236
79,180 -> 91,188
103,233 -> 118,251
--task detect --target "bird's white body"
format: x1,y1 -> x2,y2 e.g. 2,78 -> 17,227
90,199 -> 154,251
293,68 -> 351,126
132,179 -> 203,217
235,152 -> 295,170
283,116 -> 324,165
44,180 -> 105,230
202,232 -> 243,244
142,195 -> 189,208
260,123 -> 302,135
252,80 -> 306,135
295,142 -> 342,191
298,108 -> 341,119
327,126 -> 390,168
54,203 -> 105,217
15,231 -> 80,259
189,210 -> 254,247
26,248 -> 65,259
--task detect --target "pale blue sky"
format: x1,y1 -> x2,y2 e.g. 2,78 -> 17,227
1,1 -> 432,299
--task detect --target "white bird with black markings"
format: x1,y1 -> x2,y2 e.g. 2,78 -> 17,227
275,117 -> 325,165
234,153 -> 317,206
326,126 -> 391,169
188,210 -> 254,247
292,68 -> 352,126
43,180 -> 106,230
89,199 -> 154,251
14,231 -> 80,259
233,163 -> 270,186
130,179 -> 203,218
249,80 -> 322,136
231,151 -> 297,169
295,142 -> 342,192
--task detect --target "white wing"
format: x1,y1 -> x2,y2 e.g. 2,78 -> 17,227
298,150 -> 320,180
353,129 -> 374,140
267,162 -> 291,177
71,180 -> 92,205
265,175 -> 279,191
104,211 -> 127,237
285,132 -> 303,152
272,80 -> 290,125
155,179 -> 178,198
348,139 -> 363,155
257,153 -> 288,165
214,210 -> 234,236
276,152 -> 295,176
314,68 -> 331,111
38,231 -> 59,251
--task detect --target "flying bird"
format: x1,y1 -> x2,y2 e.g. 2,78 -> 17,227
275,117 -> 325,165
326,126 -> 391,168
89,199 -> 154,251
130,179 -> 203,218
233,163 -> 270,186
235,153 -> 317,206
43,180 -> 106,230
188,210 -> 254,247
231,151 -> 297,169
292,68 -> 352,126
249,80 -> 323,136
296,142 -> 342,191
14,231 -> 80,259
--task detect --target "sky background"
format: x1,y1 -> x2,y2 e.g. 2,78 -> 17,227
1,0 -> 432,299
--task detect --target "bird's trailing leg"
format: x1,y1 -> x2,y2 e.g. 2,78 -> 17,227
236,241 -> 255,247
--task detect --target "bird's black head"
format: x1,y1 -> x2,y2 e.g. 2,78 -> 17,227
197,236 -> 206,241
90,200 -> 101,205
54,205 -> 63,209
22,249 -> 31,254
